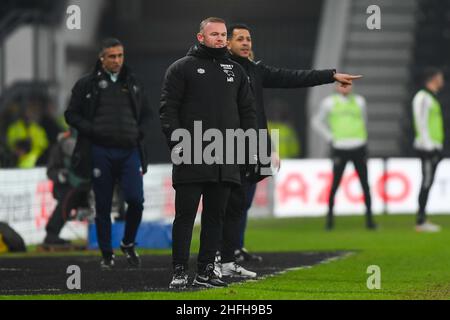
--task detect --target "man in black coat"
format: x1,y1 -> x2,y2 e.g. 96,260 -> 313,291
65,38 -> 152,269
219,24 -> 363,277
160,17 -> 257,289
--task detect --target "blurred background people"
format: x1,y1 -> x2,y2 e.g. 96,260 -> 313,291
267,99 -> 302,159
39,98 -> 66,163
313,84 -> 376,230
412,68 -> 446,232
43,130 -> 91,248
6,103 -> 49,168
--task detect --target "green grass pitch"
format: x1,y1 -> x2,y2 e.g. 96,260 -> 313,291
2,214 -> 450,300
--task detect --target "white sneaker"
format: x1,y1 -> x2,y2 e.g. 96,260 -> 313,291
416,222 -> 441,233
221,262 -> 257,278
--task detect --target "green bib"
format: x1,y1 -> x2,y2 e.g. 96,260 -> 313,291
415,90 -> 444,144
328,95 -> 367,141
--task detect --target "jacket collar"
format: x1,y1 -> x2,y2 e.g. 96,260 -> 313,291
187,44 -> 230,60
229,54 -> 251,66
91,59 -> 131,83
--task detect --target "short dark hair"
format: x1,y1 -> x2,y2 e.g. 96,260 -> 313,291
227,23 -> 251,39
199,17 -> 226,33
99,38 -> 123,56
422,67 -> 443,85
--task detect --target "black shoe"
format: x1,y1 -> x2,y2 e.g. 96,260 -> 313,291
192,264 -> 228,288
234,248 -> 263,262
100,253 -> 115,269
120,241 -> 141,267
44,234 -> 71,246
366,220 -> 378,230
325,217 -> 334,231
169,265 -> 189,289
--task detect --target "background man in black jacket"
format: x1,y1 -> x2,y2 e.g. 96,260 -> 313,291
65,38 -> 152,269
160,17 -> 257,289
219,24 -> 363,277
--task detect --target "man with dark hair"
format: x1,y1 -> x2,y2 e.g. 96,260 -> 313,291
160,17 -> 256,289
65,38 -> 153,268
412,68 -> 445,232
217,23 -> 363,276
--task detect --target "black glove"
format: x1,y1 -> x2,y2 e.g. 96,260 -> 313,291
170,142 -> 184,163
172,145 -> 183,156
57,169 -> 69,184
244,154 -> 260,182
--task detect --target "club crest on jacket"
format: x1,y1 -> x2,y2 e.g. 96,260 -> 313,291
98,80 -> 108,89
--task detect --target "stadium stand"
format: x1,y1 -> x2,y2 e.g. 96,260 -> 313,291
407,0 -> 450,156
340,0 -> 419,158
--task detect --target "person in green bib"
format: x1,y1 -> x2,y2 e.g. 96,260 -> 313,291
313,83 -> 376,230
412,68 -> 445,233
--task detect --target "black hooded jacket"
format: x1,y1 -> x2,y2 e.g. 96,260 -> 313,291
160,44 -> 257,186
65,61 -> 152,178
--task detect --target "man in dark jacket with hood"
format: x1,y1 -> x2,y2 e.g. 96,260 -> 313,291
65,38 -> 152,269
218,24 -> 363,277
160,17 -> 257,289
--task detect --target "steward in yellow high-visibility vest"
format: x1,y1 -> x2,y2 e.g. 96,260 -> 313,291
313,84 -> 376,230
7,119 -> 49,168
267,121 -> 301,159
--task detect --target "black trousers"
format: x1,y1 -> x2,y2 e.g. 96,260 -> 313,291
46,185 -> 89,237
328,146 -> 372,219
417,149 -> 442,225
220,179 -> 256,263
172,182 -> 231,272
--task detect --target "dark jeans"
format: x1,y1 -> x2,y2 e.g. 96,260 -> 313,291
91,144 -> 144,256
417,149 -> 442,225
221,180 -> 256,263
328,146 -> 372,220
172,182 -> 231,272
